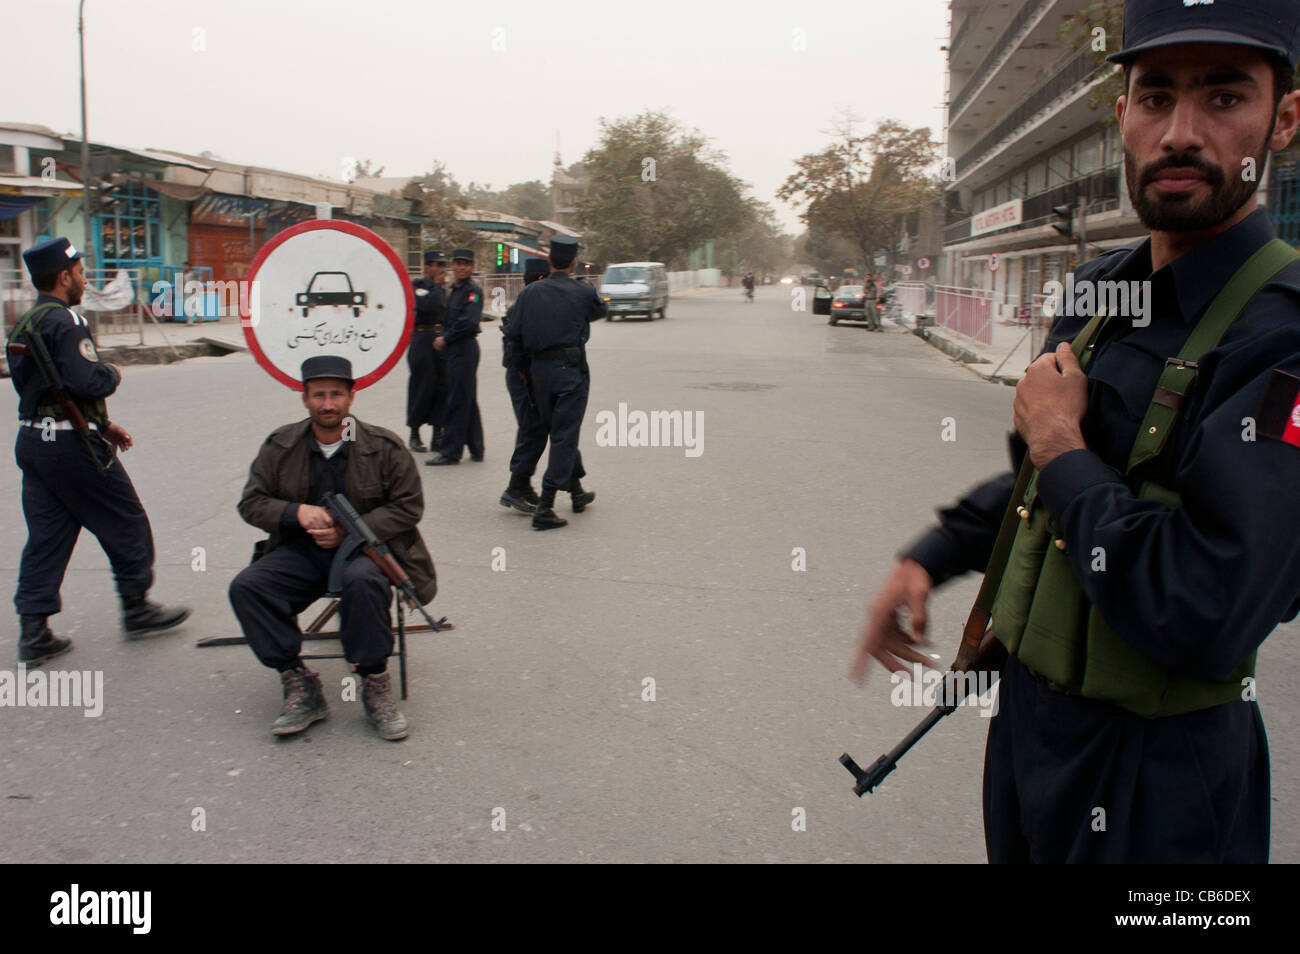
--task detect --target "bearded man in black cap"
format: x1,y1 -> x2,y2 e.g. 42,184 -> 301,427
503,234 -> 606,529
7,236 -> 189,666
229,356 -> 436,741
427,248 -> 485,465
851,0 -> 1300,862
406,249 -> 448,453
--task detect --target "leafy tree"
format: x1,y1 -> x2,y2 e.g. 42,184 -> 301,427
414,160 -> 477,252
1057,1 -> 1125,125
779,115 -> 940,273
575,110 -> 752,267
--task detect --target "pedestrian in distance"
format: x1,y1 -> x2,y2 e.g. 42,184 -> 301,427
427,249 -> 485,466
503,235 -> 606,530
407,249 -> 449,453
497,256 -> 553,514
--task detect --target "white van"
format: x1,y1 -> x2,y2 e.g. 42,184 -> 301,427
599,262 -> 669,320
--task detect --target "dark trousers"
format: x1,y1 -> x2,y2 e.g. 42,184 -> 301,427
228,542 -> 393,670
13,427 -> 154,615
983,653 -> 1270,862
406,329 -> 446,430
530,358 -> 589,493
438,337 -> 483,460
505,366 -> 549,476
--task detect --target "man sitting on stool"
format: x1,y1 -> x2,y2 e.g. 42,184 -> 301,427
228,356 -> 436,740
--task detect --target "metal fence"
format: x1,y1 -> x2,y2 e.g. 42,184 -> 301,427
892,281 -> 931,320
934,285 -> 996,345
1,267 -> 148,343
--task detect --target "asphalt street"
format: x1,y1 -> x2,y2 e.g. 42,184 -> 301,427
2,285 -> 1297,863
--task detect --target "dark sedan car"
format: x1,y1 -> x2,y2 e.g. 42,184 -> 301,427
823,284 -> 884,330
828,285 -> 866,324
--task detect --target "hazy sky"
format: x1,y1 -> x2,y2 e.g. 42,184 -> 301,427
5,0 -> 950,234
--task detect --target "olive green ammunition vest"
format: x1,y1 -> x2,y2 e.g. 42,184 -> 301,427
8,301 -> 109,426
991,240 -> 1299,718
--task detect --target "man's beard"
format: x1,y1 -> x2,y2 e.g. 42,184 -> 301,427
68,283 -> 83,306
1125,141 -> 1269,232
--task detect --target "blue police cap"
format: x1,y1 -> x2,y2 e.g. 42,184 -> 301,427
1107,0 -> 1300,70
523,257 -> 550,278
451,248 -> 474,263
423,249 -> 447,265
300,355 -> 354,385
23,237 -> 85,279
549,234 -> 578,263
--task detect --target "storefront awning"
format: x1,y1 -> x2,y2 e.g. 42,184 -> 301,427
0,194 -> 43,221
124,175 -> 211,202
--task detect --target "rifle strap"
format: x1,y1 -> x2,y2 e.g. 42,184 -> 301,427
952,310 -> 1112,670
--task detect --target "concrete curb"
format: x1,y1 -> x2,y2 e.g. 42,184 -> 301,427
896,317 -> 1023,386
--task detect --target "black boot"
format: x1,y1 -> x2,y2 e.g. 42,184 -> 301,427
569,478 -> 596,514
17,614 -> 72,666
122,595 -> 191,640
532,488 -> 568,530
499,472 -> 538,514
408,428 -> 427,453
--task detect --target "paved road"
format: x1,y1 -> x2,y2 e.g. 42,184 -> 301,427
2,285 -> 1296,862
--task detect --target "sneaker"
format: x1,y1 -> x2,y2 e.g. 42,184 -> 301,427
362,672 -> 408,740
272,667 -> 328,736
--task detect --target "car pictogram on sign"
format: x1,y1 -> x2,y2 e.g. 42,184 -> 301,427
296,270 -> 367,317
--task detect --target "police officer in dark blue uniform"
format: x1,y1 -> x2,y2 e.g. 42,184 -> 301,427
406,249 -> 448,453
427,248 -> 485,465
851,0 -> 1300,862
6,238 -> 189,665
498,257 -> 551,513
503,235 -> 606,530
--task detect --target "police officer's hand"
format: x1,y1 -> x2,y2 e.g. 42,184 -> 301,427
433,336 -> 446,352
1014,342 -> 1087,469
297,504 -> 334,531
308,525 -> 346,548
103,422 -> 133,451
849,557 -> 935,684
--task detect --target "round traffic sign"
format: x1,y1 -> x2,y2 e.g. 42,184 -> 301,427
988,252 -> 1000,273
917,257 -> 931,270
244,220 -> 414,391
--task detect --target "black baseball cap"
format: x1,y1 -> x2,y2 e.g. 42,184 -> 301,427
300,355 -> 354,385
1107,0 -> 1300,70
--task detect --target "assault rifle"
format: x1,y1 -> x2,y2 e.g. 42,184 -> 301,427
839,629 -> 1005,796
5,321 -> 110,474
322,492 -> 451,633
840,457 -> 1034,797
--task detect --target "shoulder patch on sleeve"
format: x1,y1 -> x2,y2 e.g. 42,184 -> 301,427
78,337 -> 99,362
1255,368 -> 1300,448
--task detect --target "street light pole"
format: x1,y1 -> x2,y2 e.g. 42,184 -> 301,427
79,0 -> 91,258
